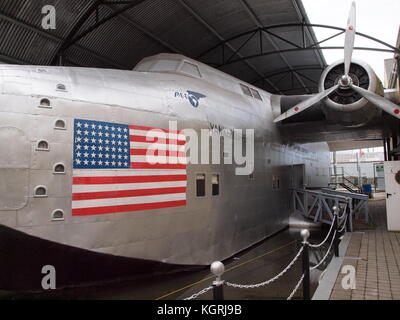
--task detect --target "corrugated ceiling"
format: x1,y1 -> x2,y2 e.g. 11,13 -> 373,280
0,0 -> 327,94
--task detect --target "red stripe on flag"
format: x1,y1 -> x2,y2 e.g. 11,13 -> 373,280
130,135 -> 185,145
72,174 -> 187,185
72,200 -> 187,216
129,125 -> 183,135
130,163 -> 186,170
72,187 -> 186,201
130,148 -> 186,157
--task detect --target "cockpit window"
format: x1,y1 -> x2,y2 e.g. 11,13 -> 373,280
250,88 -> 262,101
180,62 -> 202,78
135,60 -> 154,72
150,59 -> 180,72
240,84 -> 252,97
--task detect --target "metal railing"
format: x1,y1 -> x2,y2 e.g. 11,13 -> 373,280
183,206 -> 348,300
321,188 -> 369,224
292,188 -> 353,231
329,166 -> 362,193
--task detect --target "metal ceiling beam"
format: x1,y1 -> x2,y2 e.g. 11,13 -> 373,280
280,86 -> 318,94
56,0 -> 184,66
293,69 -> 319,85
251,65 -> 324,86
197,24 -> 400,60
0,52 -> 28,64
51,0 -> 104,65
106,5 -> 184,54
255,65 -> 324,79
177,0 -> 282,94
0,11 -> 60,42
1,48 -> 80,67
239,0 -> 310,94
59,0 -> 147,53
291,0 -> 326,68
216,46 -> 397,68
0,10 -> 127,68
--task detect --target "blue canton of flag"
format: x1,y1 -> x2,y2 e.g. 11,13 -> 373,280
73,119 -> 131,169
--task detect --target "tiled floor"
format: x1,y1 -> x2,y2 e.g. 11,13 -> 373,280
330,197 -> 400,300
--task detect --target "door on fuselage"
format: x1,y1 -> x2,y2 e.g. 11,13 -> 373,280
291,164 -> 305,189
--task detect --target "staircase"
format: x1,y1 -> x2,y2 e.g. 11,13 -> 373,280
329,167 -> 362,193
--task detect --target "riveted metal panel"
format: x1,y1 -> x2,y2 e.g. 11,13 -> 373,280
0,127 -> 30,210
0,51 -> 331,267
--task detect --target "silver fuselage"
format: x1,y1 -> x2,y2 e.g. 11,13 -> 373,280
0,55 -> 330,265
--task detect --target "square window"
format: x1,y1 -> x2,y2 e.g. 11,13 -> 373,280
196,174 -> 206,197
250,88 -> 262,100
212,174 -> 220,196
240,84 -> 252,97
180,62 -> 202,78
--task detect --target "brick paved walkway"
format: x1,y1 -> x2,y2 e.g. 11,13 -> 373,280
330,197 -> 400,300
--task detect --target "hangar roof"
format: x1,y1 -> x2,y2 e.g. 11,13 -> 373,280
0,0 -> 327,95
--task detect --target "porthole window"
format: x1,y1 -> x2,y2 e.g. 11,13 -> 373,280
36,140 -> 49,151
196,174 -> 206,197
53,163 -> 65,174
54,119 -> 66,130
39,98 -> 51,108
51,209 -> 64,221
56,83 -> 67,91
212,174 -> 220,196
34,185 -> 47,197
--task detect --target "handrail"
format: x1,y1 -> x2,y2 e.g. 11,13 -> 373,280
342,177 -> 362,191
329,166 -> 363,193
184,205 -> 349,300
321,188 -> 367,200
292,188 -> 353,230
292,188 -> 349,201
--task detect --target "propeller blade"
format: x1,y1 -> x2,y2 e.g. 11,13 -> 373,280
350,84 -> 400,119
274,84 -> 339,123
344,1 -> 356,76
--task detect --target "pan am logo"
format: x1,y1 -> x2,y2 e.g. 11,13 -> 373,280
174,90 -> 206,108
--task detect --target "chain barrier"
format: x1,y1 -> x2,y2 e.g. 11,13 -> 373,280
338,202 -> 348,221
183,286 -> 214,300
182,205 -> 349,300
338,211 -> 348,233
309,200 -> 349,249
310,230 -> 337,271
224,245 -> 304,289
308,214 -> 336,248
287,274 -> 304,300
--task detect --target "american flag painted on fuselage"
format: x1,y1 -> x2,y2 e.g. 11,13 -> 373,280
72,119 -> 187,216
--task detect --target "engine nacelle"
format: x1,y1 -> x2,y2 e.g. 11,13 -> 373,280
318,59 -> 384,127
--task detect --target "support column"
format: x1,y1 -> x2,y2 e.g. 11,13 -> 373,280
386,138 -> 392,161
393,133 -> 399,161
383,138 -> 388,161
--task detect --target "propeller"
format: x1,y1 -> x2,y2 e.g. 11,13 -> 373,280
273,1 -> 400,123
350,84 -> 400,119
344,1 -> 356,78
273,84 -> 339,123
